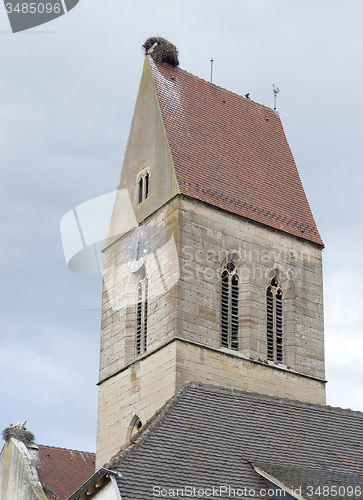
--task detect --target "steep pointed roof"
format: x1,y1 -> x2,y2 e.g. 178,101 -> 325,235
150,58 -> 323,246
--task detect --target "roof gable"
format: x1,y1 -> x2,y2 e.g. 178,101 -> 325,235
0,438 -> 48,500
150,58 -> 323,246
112,56 -> 179,233
107,383 -> 363,499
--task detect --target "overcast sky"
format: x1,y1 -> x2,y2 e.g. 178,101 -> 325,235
1,0 -> 362,453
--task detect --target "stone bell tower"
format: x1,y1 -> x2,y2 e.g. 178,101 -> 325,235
96,38 -> 325,468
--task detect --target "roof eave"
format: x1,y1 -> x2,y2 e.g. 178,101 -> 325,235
67,468 -> 122,500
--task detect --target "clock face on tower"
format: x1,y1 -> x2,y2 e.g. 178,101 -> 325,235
126,226 -> 151,272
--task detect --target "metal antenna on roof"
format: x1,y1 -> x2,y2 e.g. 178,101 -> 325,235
210,58 -> 213,84
273,84 -> 280,110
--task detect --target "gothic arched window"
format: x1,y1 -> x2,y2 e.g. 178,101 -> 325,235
221,262 -> 239,350
266,277 -> 283,362
136,277 -> 148,356
137,171 -> 150,205
127,415 -> 143,441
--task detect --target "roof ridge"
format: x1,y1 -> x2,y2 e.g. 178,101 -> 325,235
193,382 -> 363,416
104,382 -> 194,469
37,443 -> 95,455
151,57 -> 276,113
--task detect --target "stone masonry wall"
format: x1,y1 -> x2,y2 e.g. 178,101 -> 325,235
96,338 -> 325,468
100,198 -> 180,381
176,197 -> 325,379
96,341 -> 178,469
97,195 -> 326,467
175,340 -> 325,403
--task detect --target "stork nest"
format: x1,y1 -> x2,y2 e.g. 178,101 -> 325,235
2,426 -> 35,447
143,37 -> 179,66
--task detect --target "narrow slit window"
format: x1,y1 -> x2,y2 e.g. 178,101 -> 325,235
266,287 -> 274,360
275,289 -> 283,362
266,278 -> 284,362
136,284 -> 142,356
138,177 -> 143,205
145,173 -> 149,199
221,270 -> 229,347
221,262 -> 239,350
136,277 -> 148,356
143,278 -> 148,353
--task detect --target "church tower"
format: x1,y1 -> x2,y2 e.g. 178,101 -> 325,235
96,39 -> 325,468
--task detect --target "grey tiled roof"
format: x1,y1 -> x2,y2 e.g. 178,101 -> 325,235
107,383 -> 363,499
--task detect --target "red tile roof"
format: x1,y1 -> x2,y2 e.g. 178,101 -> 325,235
32,445 -> 95,500
150,58 -> 323,246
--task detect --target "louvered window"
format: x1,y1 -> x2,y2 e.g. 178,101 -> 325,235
266,277 -> 284,362
136,278 -> 148,356
221,262 -> 239,350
